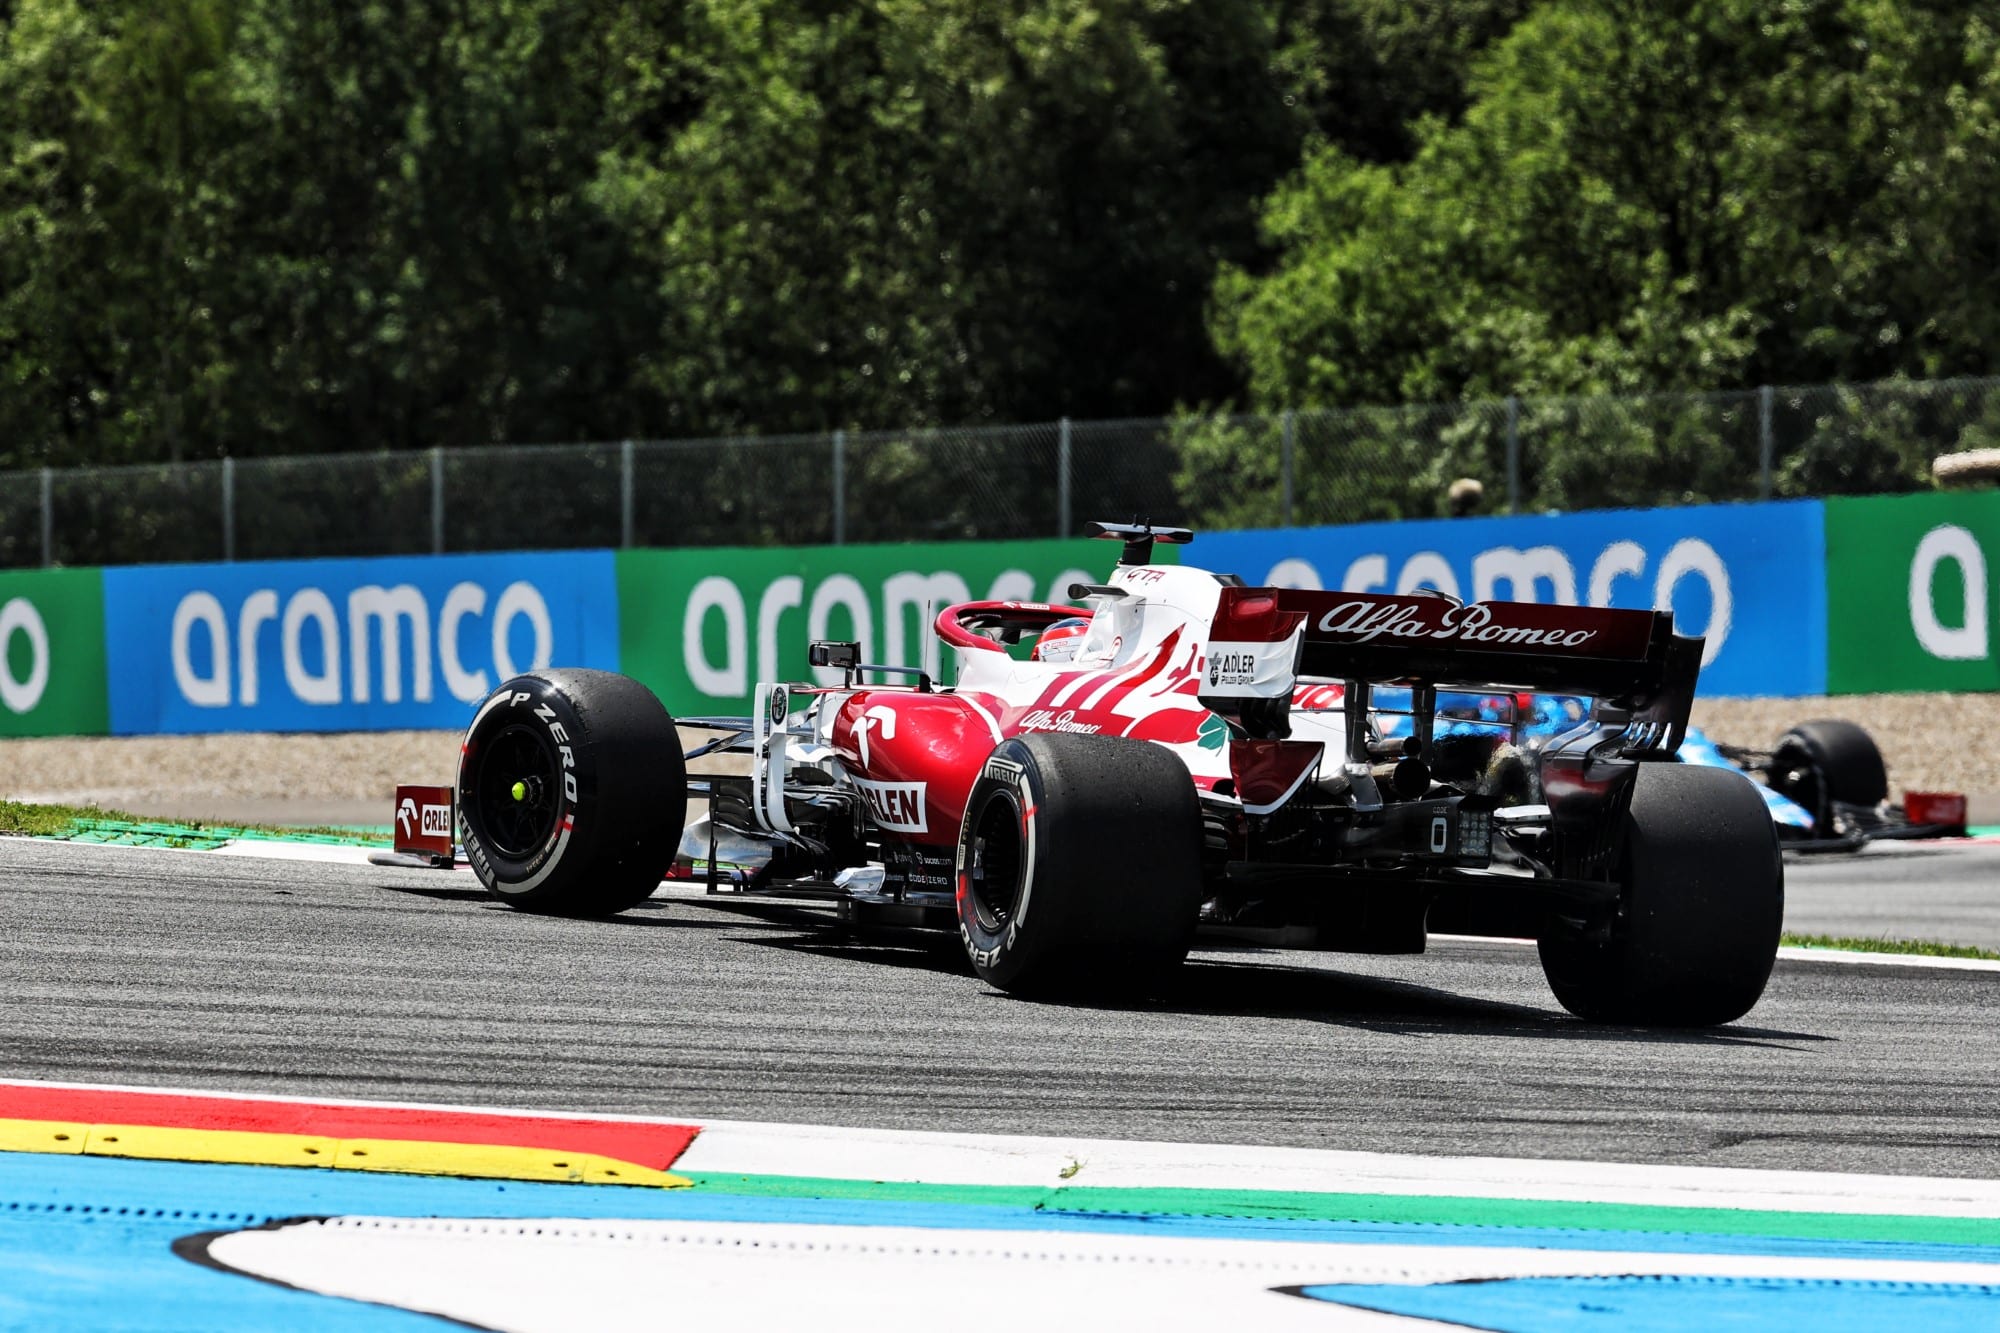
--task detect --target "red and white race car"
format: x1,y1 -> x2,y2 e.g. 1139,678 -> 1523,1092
417,522 -> 1782,1026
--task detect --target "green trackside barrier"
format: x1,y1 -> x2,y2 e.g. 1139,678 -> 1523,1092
617,538 -> 1150,716
1826,491 -> 2000,694
0,568 -> 109,737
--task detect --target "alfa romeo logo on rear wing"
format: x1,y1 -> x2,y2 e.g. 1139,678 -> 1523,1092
1280,591 -> 1658,660
1316,599 -> 1598,648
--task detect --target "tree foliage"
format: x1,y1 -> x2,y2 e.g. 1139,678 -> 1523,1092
1214,0 -> 2000,410
1,0 -> 1524,468
9,0 -> 2000,488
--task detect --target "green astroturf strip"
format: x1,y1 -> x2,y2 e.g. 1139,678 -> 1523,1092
60,819 -> 380,848
1782,932 -> 2000,961
65,822 -> 232,850
679,1174 -> 2000,1246
2,800 -> 386,847
681,1174 -> 1052,1209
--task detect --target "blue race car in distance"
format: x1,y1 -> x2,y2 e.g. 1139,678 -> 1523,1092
1366,690 -> 1965,850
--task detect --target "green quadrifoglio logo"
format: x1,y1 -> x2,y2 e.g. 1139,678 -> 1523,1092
1197,712 -> 1230,751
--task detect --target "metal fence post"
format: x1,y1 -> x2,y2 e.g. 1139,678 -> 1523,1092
1057,417 -> 1072,538
1280,409 -> 1296,528
620,439 -> 635,549
39,467 -> 53,568
832,429 -> 846,545
222,456 -> 236,562
1758,385 -> 1774,500
430,446 -> 444,555
1504,396 -> 1521,514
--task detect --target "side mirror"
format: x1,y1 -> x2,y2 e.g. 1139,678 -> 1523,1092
809,641 -> 861,670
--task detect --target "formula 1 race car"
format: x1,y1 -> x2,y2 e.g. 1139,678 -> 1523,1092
1377,692 -> 1966,849
1686,721 -> 1967,846
430,522 -> 1783,1027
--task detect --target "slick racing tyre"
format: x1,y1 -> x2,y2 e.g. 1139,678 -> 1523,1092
1538,764 -> 1782,1027
955,733 -> 1204,1000
459,669 -> 686,916
1768,720 -> 1888,834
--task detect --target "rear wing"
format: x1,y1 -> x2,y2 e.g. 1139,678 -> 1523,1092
1200,587 -> 1703,753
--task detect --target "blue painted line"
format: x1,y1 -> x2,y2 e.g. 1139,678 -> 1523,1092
0,1207 -> 452,1332
1300,1275 -> 2000,1332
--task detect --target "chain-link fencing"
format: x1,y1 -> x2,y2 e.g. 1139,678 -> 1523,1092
8,376 -> 2000,568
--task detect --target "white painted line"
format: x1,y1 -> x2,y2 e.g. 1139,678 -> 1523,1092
1775,946 -> 2000,972
207,1217 -> 2000,1333
5,832 -> 471,872
0,1075 -> 694,1125
1430,933 -> 2000,973
212,840 -> 382,865
4,832 -> 379,864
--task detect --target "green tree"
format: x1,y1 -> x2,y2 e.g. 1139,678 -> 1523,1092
0,0 -> 239,468
0,0 -> 1589,477
1214,0 -> 2000,411
0,0 -> 691,468
207,0 -> 683,457
604,0 -> 1339,433
1271,0 -> 1535,164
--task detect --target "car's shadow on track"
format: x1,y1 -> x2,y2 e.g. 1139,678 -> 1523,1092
693,898 -> 1824,1047
1156,958 -> 1827,1050
714,909 -> 981,972
373,881 -> 493,903
372,885 -> 837,931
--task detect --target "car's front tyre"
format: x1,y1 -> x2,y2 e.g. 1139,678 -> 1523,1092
458,669 -> 685,916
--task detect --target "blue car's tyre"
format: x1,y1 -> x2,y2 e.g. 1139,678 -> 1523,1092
1768,720 -> 1887,834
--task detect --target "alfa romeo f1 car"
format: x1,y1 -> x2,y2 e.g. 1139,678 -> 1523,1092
435,523 -> 1784,1027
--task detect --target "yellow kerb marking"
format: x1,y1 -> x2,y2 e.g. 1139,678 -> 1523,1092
0,1118 -> 687,1187
334,1139 -> 687,1187
0,1118 -> 89,1155
85,1124 -> 338,1168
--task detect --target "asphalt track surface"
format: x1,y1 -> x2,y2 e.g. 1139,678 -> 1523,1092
2,837 -> 1996,1180
1783,838 -> 2000,950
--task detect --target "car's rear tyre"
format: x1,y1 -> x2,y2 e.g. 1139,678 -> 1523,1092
1538,763 -> 1782,1026
1768,719 -> 1888,832
955,733 -> 1203,999
458,669 -> 686,916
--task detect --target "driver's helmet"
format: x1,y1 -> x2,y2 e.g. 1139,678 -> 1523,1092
1031,617 -> 1091,664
